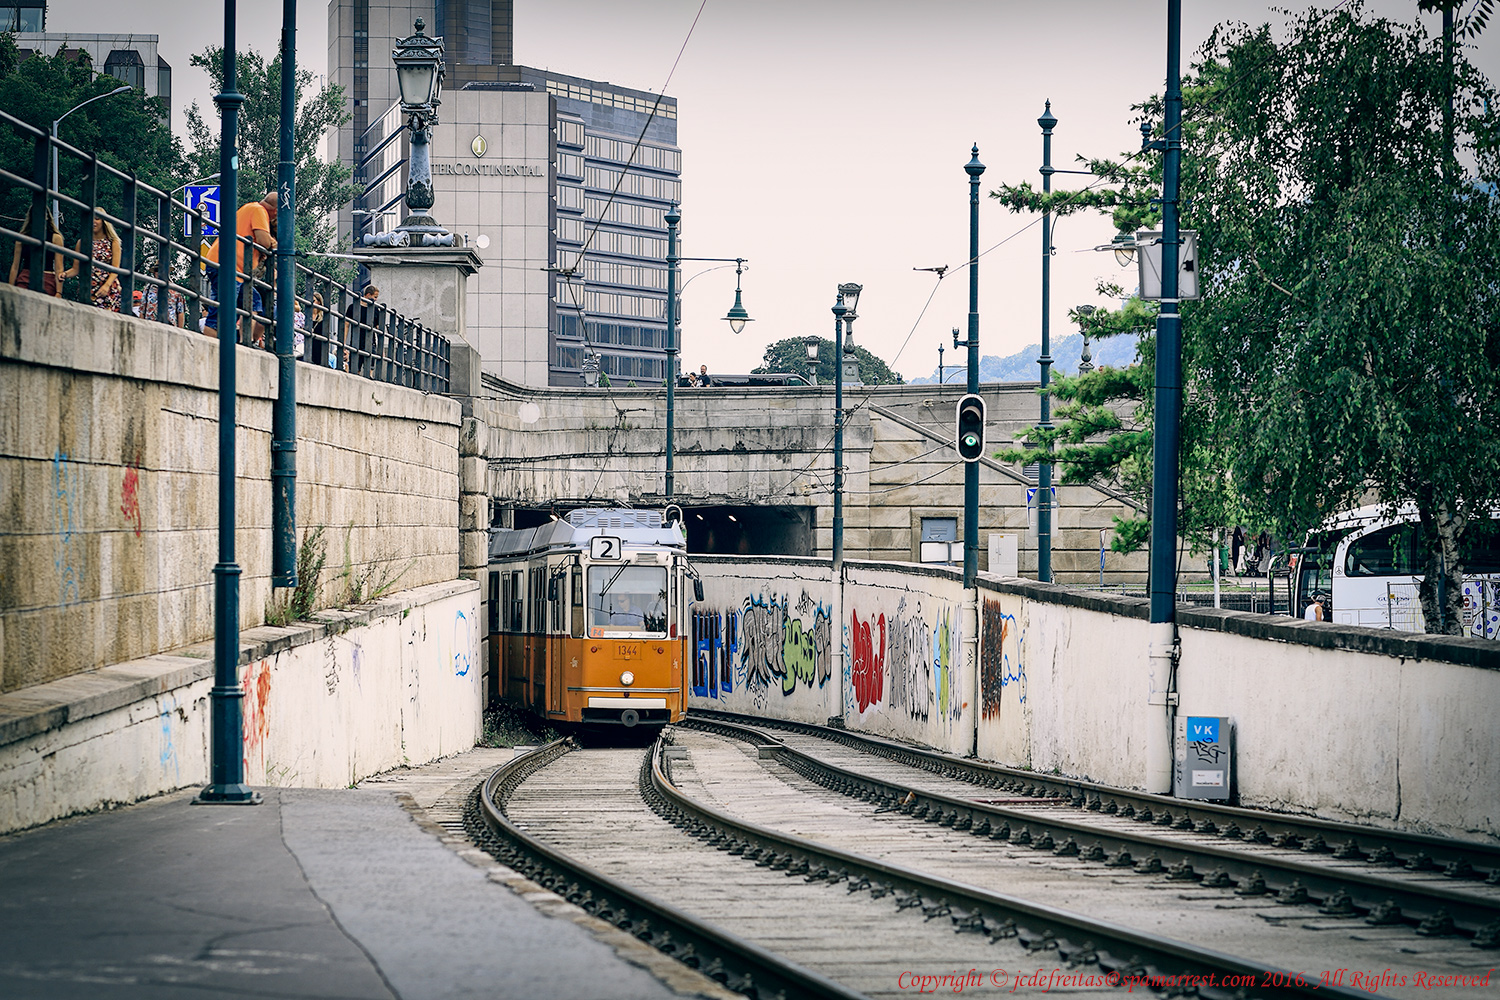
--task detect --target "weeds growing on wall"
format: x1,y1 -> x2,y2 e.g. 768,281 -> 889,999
264,526 -> 328,626
339,522 -> 414,605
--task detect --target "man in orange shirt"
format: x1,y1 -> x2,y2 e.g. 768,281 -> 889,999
203,194 -> 277,344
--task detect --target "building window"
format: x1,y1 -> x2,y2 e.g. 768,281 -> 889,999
920,518 -> 961,565
0,5 -> 44,31
103,50 -> 145,91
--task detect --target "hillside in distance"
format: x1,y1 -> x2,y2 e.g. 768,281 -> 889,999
908,332 -> 1141,384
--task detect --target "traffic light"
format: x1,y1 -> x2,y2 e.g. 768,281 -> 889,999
955,394 -> 985,462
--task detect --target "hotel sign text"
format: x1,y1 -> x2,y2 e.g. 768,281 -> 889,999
435,162 -> 545,177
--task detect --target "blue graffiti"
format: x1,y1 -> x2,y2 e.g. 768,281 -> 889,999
453,609 -> 472,676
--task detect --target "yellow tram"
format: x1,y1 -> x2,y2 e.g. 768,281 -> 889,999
487,508 -> 703,730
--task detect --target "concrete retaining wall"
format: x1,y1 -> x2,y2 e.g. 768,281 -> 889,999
0,285 -> 463,693
690,556 -> 1500,843
0,579 -> 480,835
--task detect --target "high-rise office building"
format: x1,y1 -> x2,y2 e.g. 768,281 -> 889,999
330,0 -> 680,387
11,2 -> 172,125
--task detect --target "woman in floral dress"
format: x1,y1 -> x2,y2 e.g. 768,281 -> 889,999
66,215 -> 122,311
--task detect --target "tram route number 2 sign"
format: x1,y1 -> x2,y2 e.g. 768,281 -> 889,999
591,536 -> 622,560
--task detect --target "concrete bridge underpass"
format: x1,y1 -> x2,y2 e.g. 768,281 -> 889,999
472,375 -> 1148,582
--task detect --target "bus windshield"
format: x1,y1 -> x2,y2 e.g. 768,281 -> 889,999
589,564 -> 668,636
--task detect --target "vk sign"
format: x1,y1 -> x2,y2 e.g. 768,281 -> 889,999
1186,717 -> 1219,743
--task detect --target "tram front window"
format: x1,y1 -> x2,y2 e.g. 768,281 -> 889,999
589,565 -> 668,636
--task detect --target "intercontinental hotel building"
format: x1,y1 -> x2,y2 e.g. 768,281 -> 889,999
330,0 -> 681,386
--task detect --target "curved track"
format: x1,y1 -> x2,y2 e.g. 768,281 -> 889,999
469,734 -> 1403,1000
687,710 -> 1500,945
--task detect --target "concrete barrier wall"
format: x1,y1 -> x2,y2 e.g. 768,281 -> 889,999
0,579 -> 479,834
843,563 -> 973,757
0,286 -> 463,693
690,557 -> 837,725
689,556 -> 1499,843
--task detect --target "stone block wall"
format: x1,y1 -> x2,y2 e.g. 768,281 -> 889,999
0,285 -> 462,693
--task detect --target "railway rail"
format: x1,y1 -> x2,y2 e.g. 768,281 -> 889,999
468,735 -> 1387,1000
685,710 -> 1500,947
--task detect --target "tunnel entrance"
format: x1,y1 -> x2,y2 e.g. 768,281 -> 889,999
501,504 -> 814,556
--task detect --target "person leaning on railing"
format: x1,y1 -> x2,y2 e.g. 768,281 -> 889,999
8,208 -> 66,297
61,214 -> 122,311
201,194 -> 277,342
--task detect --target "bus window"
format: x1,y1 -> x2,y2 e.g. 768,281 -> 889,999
1297,551 -> 1333,609
1344,523 -> 1419,577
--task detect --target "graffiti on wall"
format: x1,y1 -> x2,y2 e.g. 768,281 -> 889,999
849,596 -> 965,725
850,609 -> 885,713
979,598 -> 1025,719
692,591 -> 832,702
241,658 -> 273,776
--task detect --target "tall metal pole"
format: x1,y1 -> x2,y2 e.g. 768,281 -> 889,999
1037,102 -> 1057,583
832,296 -> 847,575
1145,0 -> 1183,794
963,145 -> 984,589
271,0 -> 298,587
665,202 -> 680,498
199,0 -> 257,805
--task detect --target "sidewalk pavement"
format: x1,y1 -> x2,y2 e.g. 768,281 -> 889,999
0,748 -> 731,1000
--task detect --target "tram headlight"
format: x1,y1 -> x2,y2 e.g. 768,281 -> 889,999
620,671 -> 635,687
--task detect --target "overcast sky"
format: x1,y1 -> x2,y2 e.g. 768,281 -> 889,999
49,0 -> 1500,379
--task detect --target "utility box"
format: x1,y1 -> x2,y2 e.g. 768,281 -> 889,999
1174,715 -> 1233,801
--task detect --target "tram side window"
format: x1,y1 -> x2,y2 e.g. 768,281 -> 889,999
1344,524 -> 1420,577
488,572 -> 500,633
529,567 -> 544,633
550,567 -> 565,633
571,565 -> 584,636
508,570 -> 523,631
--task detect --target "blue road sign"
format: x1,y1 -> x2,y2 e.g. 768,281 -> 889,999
185,185 -> 220,238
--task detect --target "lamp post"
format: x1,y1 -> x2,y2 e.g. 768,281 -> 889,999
957,144 -> 984,589
661,202 -> 751,499
390,19 -> 450,244
832,293 -> 849,575
804,335 -> 821,385
51,85 -> 132,224
271,0 -> 298,589
197,0 -> 258,806
937,342 -> 944,386
1037,102 -> 1057,584
1076,304 -> 1097,374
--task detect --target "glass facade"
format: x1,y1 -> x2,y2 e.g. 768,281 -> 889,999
1,4 -> 43,31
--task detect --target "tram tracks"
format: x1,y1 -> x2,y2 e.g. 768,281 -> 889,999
469,735 -> 1386,1000
683,711 -> 1500,948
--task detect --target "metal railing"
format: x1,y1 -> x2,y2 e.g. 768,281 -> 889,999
0,107 -> 450,393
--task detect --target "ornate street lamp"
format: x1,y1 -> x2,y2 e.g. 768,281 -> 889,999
838,282 -> 862,386
1076,304 -> 1097,374
723,259 -> 752,333
390,19 -> 451,245
803,335 -> 821,385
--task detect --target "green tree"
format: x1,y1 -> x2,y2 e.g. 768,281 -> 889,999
184,45 -> 353,276
0,33 -> 183,239
998,4 -> 1500,633
754,337 -> 904,385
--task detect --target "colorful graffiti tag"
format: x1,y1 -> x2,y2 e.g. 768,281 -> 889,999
850,597 -> 965,724
692,592 -> 832,701
850,609 -> 885,713
979,598 -> 1024,719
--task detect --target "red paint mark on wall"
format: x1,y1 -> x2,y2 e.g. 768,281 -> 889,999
850,609 -> 886,713
241,659 -> 272,774
120,463 -> 142,537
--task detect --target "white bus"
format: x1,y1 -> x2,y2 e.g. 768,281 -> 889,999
1291,504 -> 1500,638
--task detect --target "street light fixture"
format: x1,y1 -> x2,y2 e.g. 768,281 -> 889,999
1111,231 -> 1137,268
662,202 -> 752,498
803,335 -> 821,385
52,85 -> 132,223
1076,304 -> 1097,374
389,19 -> 451,245
723,259 -> 752,333
838,282 -> 862,386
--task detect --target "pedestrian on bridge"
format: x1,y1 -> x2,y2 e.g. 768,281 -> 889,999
201,194 -> 277,344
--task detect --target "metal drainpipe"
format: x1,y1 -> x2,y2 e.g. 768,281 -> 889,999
271,0 -> 298,587
1146,0 -> 1184,795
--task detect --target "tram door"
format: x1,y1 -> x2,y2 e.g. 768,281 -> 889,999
548,559 -> 566,715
